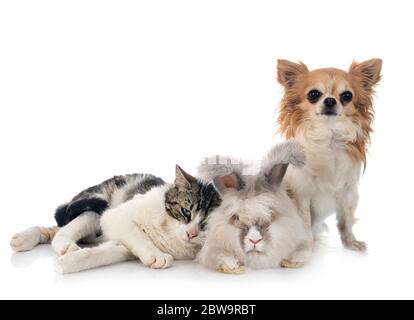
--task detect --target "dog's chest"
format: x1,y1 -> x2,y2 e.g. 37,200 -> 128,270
295,139 -> 360,221
306,144 -> 357,191
298,121 -> 361,192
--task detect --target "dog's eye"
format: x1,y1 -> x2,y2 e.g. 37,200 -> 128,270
340,91 -> 353,104
307,89 -> 322,103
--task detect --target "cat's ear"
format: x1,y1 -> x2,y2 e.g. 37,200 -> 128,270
175,165 -> 197,188
264,163 -> 289,187
213,173 -> 243,194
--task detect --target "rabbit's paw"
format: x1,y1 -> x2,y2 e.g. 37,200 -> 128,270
280,259 -> 305,269
216,257 -> 245,275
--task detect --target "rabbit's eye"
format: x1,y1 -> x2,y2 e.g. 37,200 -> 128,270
260,223 -> 271,232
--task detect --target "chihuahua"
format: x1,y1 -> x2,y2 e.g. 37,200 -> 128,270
276,58 -> 382,265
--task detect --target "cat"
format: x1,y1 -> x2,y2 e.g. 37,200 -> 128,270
11,173 -> 166,255
11,165 -> 222,273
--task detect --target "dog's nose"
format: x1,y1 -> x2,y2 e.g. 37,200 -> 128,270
324,97 -> 337,108
249,238 -> 262,245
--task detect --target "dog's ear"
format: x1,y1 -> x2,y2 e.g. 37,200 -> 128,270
264,163 -> 289,187
175,165 -> 197,188
349,58 -> 382,90
277,59 -> 308,88
213,173 -> 244,194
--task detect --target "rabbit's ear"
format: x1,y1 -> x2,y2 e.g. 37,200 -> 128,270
229,214 -> 240,225
265,163 -> 289,187
261,140 -> 305,188
213,173 -> 243,194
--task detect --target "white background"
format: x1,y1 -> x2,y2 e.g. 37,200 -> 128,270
0,0 -> 413,300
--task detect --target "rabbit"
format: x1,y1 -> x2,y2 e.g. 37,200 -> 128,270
197,140 -> 308,274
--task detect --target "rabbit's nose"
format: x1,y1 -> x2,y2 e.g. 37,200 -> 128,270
249,238 -> 262,245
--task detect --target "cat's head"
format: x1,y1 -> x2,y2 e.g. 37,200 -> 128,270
165,165 -> 222,244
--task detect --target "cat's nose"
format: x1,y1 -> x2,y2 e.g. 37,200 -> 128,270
249,238 -> 262,245
186,230 -> 198,240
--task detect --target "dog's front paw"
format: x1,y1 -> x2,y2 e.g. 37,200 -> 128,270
216,257 -> 245,275
344,240 -> 367,252
140,252 -> 174,269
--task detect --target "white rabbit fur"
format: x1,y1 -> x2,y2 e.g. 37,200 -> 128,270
197,140 -> 308,273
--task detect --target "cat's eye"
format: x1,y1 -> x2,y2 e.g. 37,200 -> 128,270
307,89 -> 322,103
340,91 -> 353,104
180,208 -> 191,219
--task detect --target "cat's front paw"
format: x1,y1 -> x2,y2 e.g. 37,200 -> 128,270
55,256 -> 75,274
52,239 -> 81,256
10,229 -> 40,252
54,251 -> 87,274
216,257 -> 245,275
141,252 -> 174,269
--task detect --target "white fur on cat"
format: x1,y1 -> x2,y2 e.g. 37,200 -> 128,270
52,212 -> 100,255
100,184 -> 200,260
55,184 -> 201,273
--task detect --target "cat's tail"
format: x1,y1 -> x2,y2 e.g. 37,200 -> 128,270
54,198 -> 108,227
197,155 -> 246,182
10,225 -> 59,252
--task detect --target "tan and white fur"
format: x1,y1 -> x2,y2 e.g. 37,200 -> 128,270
276,59 -> 382,264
